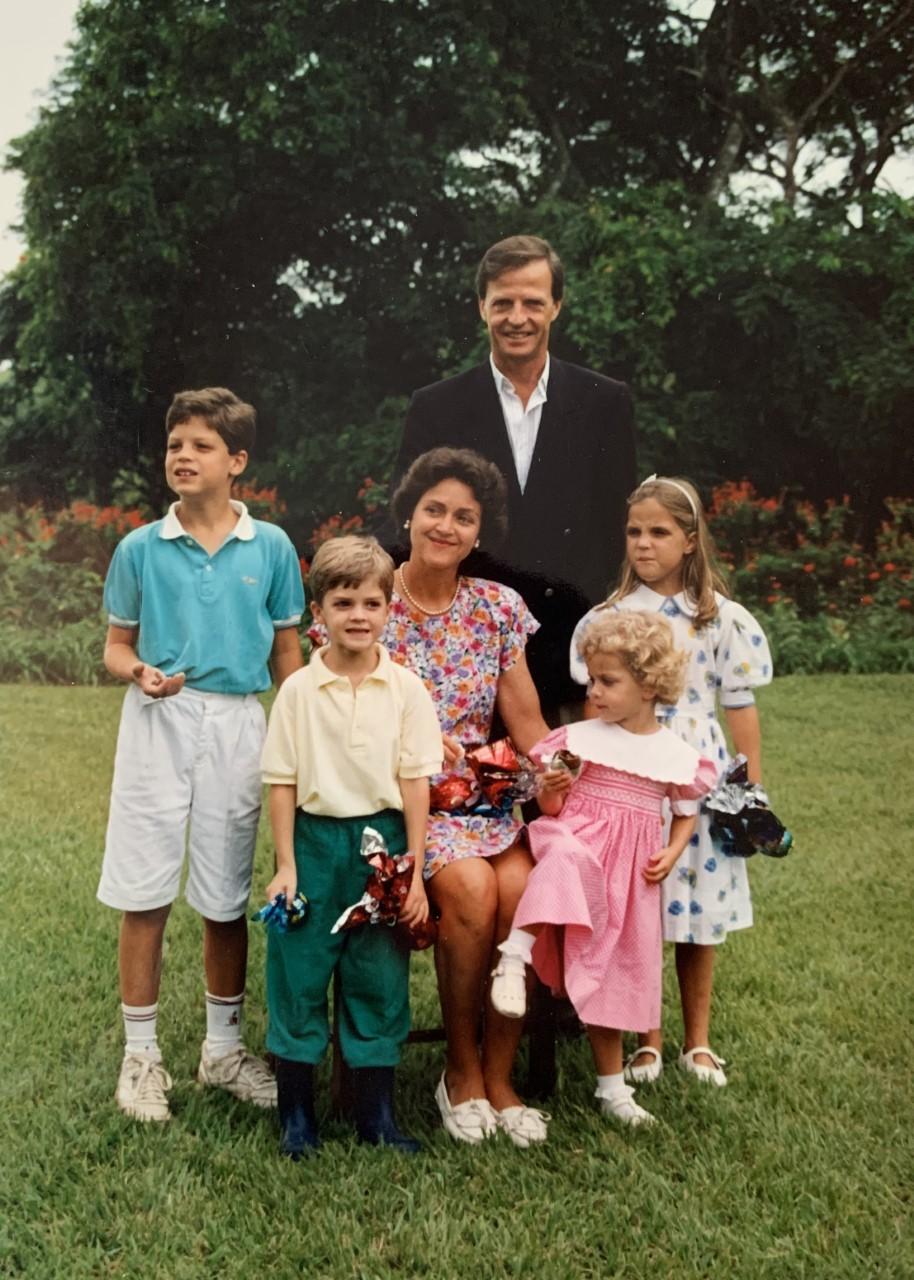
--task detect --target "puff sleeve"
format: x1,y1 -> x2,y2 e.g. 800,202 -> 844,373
527,726 -> 569,768
668,754 -> 718,816
569,605 -> 603,685
715,601 -> 773,710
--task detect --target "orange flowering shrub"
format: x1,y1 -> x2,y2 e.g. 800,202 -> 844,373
708,484 -> 914,621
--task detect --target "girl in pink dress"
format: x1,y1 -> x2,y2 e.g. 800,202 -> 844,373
490,611 -> 716,1126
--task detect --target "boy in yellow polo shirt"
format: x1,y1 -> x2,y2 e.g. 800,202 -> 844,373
260,535 -> 442,1157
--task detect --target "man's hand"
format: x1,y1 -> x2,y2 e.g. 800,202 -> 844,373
132,663 -> 185,698
265,865 -> 297,904
643,846 -> 681,884
400,867 -> 430,927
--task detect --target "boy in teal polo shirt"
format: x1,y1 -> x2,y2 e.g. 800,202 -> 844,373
98,386 -> 305,1123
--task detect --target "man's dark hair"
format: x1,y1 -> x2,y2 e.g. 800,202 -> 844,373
392,447 -> 509,547
475,235 -> 565,302
165,387 -> 256,455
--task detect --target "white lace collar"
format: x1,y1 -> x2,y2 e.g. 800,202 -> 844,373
565,720 -> 701,785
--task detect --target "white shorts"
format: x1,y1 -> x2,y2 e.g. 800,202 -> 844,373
98,684 -> 267,921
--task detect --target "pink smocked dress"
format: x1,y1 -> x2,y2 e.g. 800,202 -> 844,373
515,720 -> 716,1033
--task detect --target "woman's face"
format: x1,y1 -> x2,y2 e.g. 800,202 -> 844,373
409,478 -> 482,572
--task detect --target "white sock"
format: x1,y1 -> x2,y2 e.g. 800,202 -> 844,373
122,1002 -> 160,1060
204,991 -> 244,1058
595,1072 -> 628,1099
499,928 -> 536,964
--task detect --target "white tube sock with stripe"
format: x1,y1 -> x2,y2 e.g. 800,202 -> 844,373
204,991 -> 244,1059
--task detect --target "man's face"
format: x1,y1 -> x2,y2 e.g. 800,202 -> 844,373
479,258 -> 562,370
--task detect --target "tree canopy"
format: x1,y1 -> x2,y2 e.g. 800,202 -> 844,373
1,0 -> 912,527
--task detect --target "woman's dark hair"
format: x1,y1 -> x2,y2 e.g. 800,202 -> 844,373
391,447 -> 509,546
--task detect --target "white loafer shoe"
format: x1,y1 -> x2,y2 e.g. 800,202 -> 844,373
490,952 -> 528,1019
494,1104 -> 550,1148
679,1046 -> 728,1087
435,1074 -> 497,1143
623,1046 -> 663,1084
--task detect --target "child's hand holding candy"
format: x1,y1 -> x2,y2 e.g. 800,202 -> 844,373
265,865 -> 297,905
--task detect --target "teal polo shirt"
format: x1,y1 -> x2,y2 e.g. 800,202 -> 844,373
104,501 -> 305,695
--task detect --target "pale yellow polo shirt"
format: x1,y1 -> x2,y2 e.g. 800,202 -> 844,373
261,644 -> 443,817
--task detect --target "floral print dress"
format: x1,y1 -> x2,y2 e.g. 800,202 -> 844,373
385,578 -> 538,879
571,584 -> 773,944
311,577 -> 539,880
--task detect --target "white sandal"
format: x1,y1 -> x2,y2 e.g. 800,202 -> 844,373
678,1046 -> 728,1087
489,952 -> 528,1019
434,1074 -> 497,1143
623,1046 -> 663,1084
494,1104 -> 550,1148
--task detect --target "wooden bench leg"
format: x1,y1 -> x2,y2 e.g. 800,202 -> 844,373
524,978 -> 559,1100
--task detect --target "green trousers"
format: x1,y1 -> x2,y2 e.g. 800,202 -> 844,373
266,809 -> 411,1068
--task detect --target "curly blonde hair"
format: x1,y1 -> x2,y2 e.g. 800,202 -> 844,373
577,610 -> 687,705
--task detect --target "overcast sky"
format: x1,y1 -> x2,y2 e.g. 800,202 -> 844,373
0,0 -> 79,276
2,2 -> 912,280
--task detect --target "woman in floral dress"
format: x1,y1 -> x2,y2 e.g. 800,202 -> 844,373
388,448 -> 551,1147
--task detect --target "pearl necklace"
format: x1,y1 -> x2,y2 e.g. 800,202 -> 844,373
397,565 -> 461,617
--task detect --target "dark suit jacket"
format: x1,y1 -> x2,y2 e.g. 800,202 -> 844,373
391,357 -> 637,710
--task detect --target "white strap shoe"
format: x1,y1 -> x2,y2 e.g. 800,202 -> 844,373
623,1045 -> 663,1084
489,951 -> 528,1019
596,1083 -> 656,1127
678,1046 -> 728,1087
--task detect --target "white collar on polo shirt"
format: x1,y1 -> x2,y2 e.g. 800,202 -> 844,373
311,643 -> 391,686
160,499 -> 255,541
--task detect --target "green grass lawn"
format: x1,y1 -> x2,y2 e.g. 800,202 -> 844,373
1,677 -> 912,1280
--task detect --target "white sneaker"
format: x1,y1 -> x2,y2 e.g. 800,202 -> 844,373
596,1083 -> 656,1128
197,1045 -> 277,1107
490,951 -> 528,1019
116,1052 -> 173,1122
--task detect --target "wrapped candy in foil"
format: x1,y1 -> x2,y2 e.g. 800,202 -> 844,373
330,826 -> 437,951
545,748 -> 583,781
465,739 -> 538,814
429,773 -> 479,813
703,755 -> 793,858
251,891 -> 309,933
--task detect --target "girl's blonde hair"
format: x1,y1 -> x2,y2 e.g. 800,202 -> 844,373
608,475 -> 729,629
578,610 -> 688,705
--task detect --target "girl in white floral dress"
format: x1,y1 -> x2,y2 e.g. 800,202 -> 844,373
571,476 -> 772,1088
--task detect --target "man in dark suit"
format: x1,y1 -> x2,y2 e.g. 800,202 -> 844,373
391,235 -> 637,716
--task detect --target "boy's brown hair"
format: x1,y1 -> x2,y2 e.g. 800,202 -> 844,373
309,535 -> 395,605
165,387 -> 256,455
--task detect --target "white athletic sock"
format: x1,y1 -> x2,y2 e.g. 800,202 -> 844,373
204,991 -> 244,1058
122,1002 -> 161,1060
498,928 -> 536,964
595,1072 -> 627,1099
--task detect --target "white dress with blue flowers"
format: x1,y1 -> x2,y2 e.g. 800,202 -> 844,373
570,584 -> 773,945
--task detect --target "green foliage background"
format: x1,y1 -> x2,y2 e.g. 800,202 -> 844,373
1,0 -> 912,532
